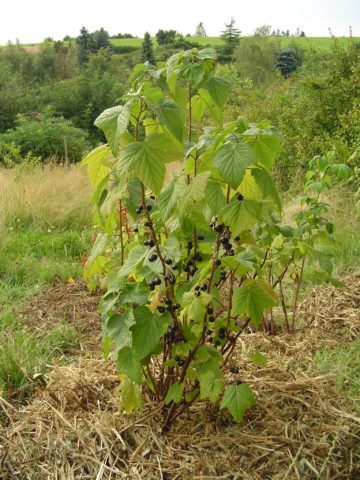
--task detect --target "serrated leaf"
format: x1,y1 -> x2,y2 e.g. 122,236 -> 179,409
220,384 -> 255,423
131,307 -> 168,360
191,95 -> 207,122
249,350 -> 268,366
104,310 -> 135,358
199,88 -> 222,125
117,347 -> 142,383
214,142 -> 257,189
118,375 -> 143,413
164,382 -> 184,405
150,99 -> 185,142
205,180 -> 226,215
208,76 -> 231,107
158,174 -> 187,220
252,167 -> 282,212
94,103 -> 131,156
218,198 -> 261,236
82,144 -> 111,188
244,133 -> 282,170
118,244 -> 148,277
117,283 -> 149,305
332,163 -> 351,180
118,133 -> 183,195
198,369 -> 224,404
232,279 -> 278,327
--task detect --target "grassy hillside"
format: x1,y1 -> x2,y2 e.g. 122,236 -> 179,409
109,35 -> 359,50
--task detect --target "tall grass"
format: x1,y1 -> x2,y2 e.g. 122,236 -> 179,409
0,164 -> 93,229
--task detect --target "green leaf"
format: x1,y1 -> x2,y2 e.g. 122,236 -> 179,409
205,180 -> 226,215
218,198 -> 261,236
252,167 -> 282,212
245,133 -> 282,170
220,384 -> 255,423
118,244 -> 148,278
118,375 -> 143,413
332,163 -> 351,180
131,307 -> 167,360
104,310 -> 135,357
158,174 -> 187,220
164,382 -> 184,405
249,350 -> 268,367
232,279 -> 278,327
198,88 -> 222,125
82,144 -> 111,188
117,283 -> 149,305
94,103 -> 131,156
85,233 -> 109,270
191,95 -> 207,122
150,99 -> 185,142
208,76 -> 231,107
214,142 -> 256,189
117,347 -> 142,384
198,369 -> 224,404
119,133 -> 183,195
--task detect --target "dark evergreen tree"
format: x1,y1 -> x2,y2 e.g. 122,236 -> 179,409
76,27 -> 95,64
93,28 -> 111,50
219,18 -> 241,63
141,32 -> 155,64
276,48 -> 301,78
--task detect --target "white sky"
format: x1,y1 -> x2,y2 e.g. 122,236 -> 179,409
0,0 -> 359,44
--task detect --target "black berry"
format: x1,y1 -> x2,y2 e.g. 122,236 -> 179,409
197,235 -> 204,240
146,204 -> 152,211
187,241 -> 193,249
208,316 -> 215,323
200,284 -> 208,291
214,223 -> 224,233
235,236 -> 240,242
215,259 -> 221,267
149,254 -> 158,262
133,227 -> 139,233
172,264 -> 178,270
157,306 -> 166,313
165,258 -> 173,265
207,307 -> 213,315
178,359 -> 185,367
236,193 -> 244,201
144,221 -> 153,228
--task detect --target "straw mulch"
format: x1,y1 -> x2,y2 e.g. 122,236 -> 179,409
1,277 -> 359,479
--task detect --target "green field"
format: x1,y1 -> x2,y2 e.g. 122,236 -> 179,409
110,35 -> 359,50
15,35 -> 360,51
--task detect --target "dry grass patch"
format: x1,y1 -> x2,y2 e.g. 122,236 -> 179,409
0,277 -> 359,479
0,164 -> 93,229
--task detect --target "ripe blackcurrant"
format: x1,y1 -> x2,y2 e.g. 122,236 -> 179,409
157,306 -> 166,313
144,221 -> 153,228
208,316 -> 215,323
178,359 -> 185,367
165,258 -> 173,265
215,259 -> 221,267
197,235 -> 204,240
149,254 -> 158,262
207,307 -> 213,315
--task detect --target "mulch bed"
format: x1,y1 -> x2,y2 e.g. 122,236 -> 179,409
1,277 -> 359,479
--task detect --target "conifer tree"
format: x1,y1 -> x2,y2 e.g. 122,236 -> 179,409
141,32 -> 155,64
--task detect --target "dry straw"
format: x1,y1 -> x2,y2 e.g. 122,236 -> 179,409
0,165 -> 93,228
1,278 -> 359,479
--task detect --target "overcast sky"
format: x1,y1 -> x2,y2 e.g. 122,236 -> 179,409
1,0 -> 359,44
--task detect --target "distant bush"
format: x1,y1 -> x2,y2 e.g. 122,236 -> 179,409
0,113 -> 90,164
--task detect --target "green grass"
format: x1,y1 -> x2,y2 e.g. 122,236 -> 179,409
316,339 -> 360,407
109,36 -> 359,51
0,226 -> 90,400
0,165 -> 92,400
